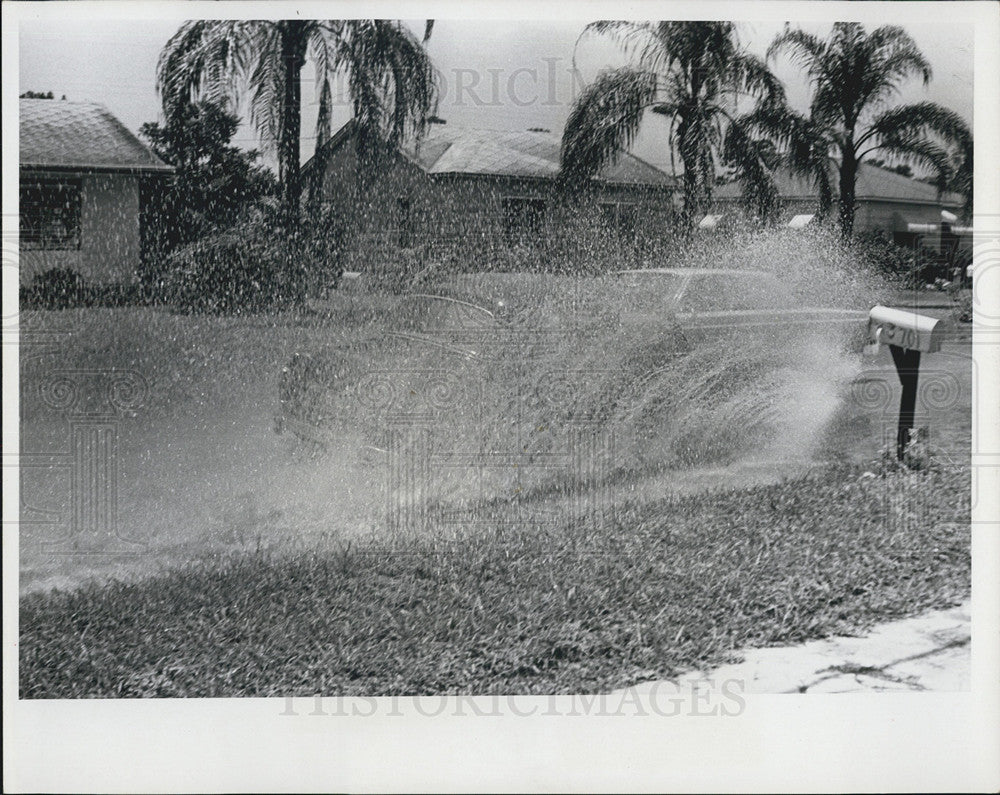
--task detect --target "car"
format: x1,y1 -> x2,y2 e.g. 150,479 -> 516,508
275,269 -> 870,451
609,268 -> 869,344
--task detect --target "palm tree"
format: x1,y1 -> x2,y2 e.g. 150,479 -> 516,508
157,20 -> 437,237
560,22 -> 785,232
724,101 -> 836,222
720,126 -> 783,225
768,23 -> 972,237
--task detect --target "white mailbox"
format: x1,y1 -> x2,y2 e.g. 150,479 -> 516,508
867,305 -> 946,354
866,305 -> 948,459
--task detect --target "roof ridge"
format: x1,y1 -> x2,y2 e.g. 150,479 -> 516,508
20,98 -> 110,112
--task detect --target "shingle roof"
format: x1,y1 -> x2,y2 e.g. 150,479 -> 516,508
20,99 -> 172,173
305,121 -> 674,188
402,125 -> 674,187
713,162 -> 962,206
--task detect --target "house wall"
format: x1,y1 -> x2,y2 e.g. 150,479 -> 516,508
854,200 -> 954,233
707,197 -> 820,228
711,196 -> 960,235
20,171 -> 141,286
312,142 -> 677,272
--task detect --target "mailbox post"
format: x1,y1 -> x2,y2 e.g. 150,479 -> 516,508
867,306 -> 947,459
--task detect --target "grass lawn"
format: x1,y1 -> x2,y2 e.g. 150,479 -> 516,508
20,459 -> 969,697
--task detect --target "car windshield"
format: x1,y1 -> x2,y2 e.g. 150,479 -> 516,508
613,272 -> 686,312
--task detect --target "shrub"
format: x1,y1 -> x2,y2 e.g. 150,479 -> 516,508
21,267 -> 86,309
851,230 -> 965,287
850,231 -> 915,283
298,205 -> 348,296
160,231 -> 284,313
158,208 -> 344,313
952,289 -> 973,323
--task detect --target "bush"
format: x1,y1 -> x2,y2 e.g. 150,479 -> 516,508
158,209 -> 344,314
21,267 -> 86,309
952,289 -> 973,323
850,231 -> 915,283
160,231 -> 277,313
851,230 -> 965,287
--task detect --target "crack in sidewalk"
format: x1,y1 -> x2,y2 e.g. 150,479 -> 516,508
795,635 -> 970,693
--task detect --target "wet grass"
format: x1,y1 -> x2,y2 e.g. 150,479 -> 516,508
20,459 -> 969,697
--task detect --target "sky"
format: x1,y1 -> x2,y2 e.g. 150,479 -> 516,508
15,11 -> 975,174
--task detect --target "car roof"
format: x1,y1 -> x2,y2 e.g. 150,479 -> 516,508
614,268 -> 772,277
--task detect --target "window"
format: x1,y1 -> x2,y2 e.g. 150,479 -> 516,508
20,178 -> 82,250
600,203 -> 617,228
618,204 -> 637,237
502,197 -> 546,244
397,197 -> 412,248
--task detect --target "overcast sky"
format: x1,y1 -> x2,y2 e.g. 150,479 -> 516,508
17,12 -> 975,173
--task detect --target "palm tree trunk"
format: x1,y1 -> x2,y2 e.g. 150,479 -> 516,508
679,128 -> 709,235
681,170 -> 701,234
278,22 -> 307,237
817,172 -> 833,220
277,22 -> 308,304
838,143 -> 858,238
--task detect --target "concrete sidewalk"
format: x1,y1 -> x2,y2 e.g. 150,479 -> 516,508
615,600 -> 970,695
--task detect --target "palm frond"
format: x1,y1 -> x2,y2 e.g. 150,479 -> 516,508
869,136 -> 953,183
767,25 -> 826,72
852,26 -> 932,113
559,67 -> 658,188
868,25 -> 932,85
157,21 -> 268,131
246,25 -> 283,152
730,52 -> 785,105
337,20 -> 438,177
578,20 -> 657,64
862,101 -> 970,149
315,78 -> 333,148
722,118 -> 780,223
380,20 -> 438,144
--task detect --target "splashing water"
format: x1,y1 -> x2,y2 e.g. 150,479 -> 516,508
19,225 -> 894,591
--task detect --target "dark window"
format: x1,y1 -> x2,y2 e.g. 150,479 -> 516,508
20,178 -> 82,250
600,203 -> 617,227
397,197 -> 412,248
618,204 -> 637,236
502,197 -> 546,243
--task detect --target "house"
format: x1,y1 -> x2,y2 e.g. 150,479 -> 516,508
710,162 -> 965,240
303,121 -> 678,270
19,99 -> 172,286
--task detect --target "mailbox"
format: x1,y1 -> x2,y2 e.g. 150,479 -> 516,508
867,305 -> 946,353
866,306 -> 948,459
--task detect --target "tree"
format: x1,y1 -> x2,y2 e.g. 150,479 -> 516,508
720,126 -> 783,225
949,135 -> 973,221
156,20 -> 438,239
768,23 -> 972,237
139,100 -> 277,255
560,22 -> 785,232
725,100 -> 836,222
